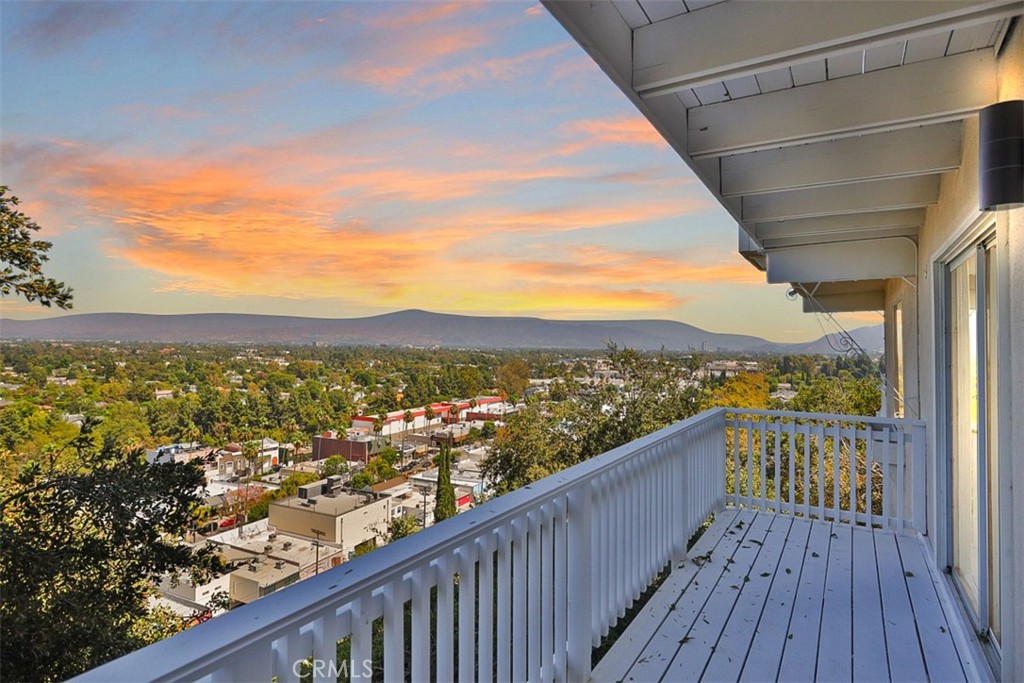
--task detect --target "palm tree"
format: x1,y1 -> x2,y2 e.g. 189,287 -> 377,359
403,410 -> 413,466
424,405 -> 436,446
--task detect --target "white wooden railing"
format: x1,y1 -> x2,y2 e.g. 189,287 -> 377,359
725,409 -> 927,533
74,409 -> 727,683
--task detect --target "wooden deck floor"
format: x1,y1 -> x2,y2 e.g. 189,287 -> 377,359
593,508 -> 985,682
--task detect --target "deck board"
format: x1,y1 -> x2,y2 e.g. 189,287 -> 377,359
739,516 -> 812,681
592,511 -> 980,683
852,526 -> 888,681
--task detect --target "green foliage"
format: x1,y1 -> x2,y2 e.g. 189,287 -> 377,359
364,456 -> 398,485
485,346 -> 705,495
350,472 -> 373,489
381,514 -> 420,543
0,419 -> 223,682
790,374 -> 881,416
495,357 -> 530,400
247,472 -> 322,521
0,187 -> 73,309
433,442 -> 457,523
706,372 -> 771,410
320,455 -> 349,478
377,445 -> 399,466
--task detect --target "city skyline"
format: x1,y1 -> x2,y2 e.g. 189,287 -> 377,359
0,1 -> 879,342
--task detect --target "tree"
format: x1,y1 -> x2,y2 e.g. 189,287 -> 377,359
495,358 -> 530,400
321,455 -> 348,478
402,410 -> 413,465
380,515 -> 420,543
433,442 -> 457,522
424,404 -> 435,431
0,419 -> 222,682
0,187 -> 73,309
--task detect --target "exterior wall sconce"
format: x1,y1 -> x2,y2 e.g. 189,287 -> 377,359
979,99 -> 1023,211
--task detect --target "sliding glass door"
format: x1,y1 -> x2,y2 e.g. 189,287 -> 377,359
947,239 -> 999,646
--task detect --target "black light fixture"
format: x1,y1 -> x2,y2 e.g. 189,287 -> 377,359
979,99 -> 1024,211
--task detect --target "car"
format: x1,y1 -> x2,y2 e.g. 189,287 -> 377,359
219,518 -> 236,529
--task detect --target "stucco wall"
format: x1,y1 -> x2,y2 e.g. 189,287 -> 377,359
884,22 -> 1023,680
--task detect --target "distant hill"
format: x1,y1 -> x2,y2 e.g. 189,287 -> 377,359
0,309 -> 883,354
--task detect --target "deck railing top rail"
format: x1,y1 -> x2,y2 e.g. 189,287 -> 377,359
74,408 -> 728,683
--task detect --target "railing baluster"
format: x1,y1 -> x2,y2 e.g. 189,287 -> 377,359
553,497 -> 567,682
896,425 -> 906,531
410,566 -> 430,681
882,430 -> 892,530
802,421 -> 811,518
746,419 -> 754,509
436,556 -> 454,683
912,422 -> 927,533
477,534 -> 494,683
831,423 -> 842,522
496,526 -> 512,683
566,484 -> 592,683
865,427 -> 875,527
770,421 -> 778,511
816,422 -> 826,520
458,544 -> 476,683
383,580 -> 405,683
540,503 -> 554,683
350,597 -> 372,683
511,518 -> 527,683
759,418 -> 768,508
527,510 -> 542,681
786,419 -> 796,515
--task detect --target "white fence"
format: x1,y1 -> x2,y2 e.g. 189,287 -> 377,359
725,409 -> 926,532
74,409 -> 727,683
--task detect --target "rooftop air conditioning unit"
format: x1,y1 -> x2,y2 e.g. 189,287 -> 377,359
282,541 -> 292,550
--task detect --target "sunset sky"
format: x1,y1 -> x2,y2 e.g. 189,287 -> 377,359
1,1 -> 878,342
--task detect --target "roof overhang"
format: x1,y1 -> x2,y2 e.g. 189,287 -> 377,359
543,0 -> 1021,285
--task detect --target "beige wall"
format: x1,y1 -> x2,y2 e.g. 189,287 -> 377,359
269,505 -> 340,543
268,496 -> 392,554
884,24 -> 1023,681
339,497 -> 391,552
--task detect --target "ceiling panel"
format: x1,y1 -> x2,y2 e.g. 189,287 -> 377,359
904,31 -> 951,63
754,67 -> 793,93
637,0 -> 688,23
946,19 -> 1002,54
683,0 -> 726,10
676,89 -> 701,108
790,60 -> 827,86
723,74 -> 760,99
693,81 -> 730,104
827,51 -> 863,78
863,42 -> 906,72
612,0 -> 652,28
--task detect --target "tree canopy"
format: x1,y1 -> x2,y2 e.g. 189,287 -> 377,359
0,419 -> 223,682
0,187 -> 73,309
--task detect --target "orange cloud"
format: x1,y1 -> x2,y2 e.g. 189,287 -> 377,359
558,117 -> 668,156
8,132 -> 722,318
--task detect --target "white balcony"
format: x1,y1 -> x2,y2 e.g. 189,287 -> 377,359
73,408 -> 987,682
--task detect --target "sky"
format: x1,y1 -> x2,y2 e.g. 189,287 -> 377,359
0,0 -> 878,342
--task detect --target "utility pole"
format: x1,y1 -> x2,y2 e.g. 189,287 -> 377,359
311,528 -> 325,575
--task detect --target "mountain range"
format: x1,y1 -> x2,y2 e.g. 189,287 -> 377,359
0,310 -> 883,354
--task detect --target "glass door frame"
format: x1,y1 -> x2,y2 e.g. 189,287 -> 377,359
936,224 -> 1001,665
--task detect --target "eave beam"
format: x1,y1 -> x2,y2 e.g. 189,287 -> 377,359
753,209 -> 924,247
721,122 -> 962,196
633,0 -> 1022,96
801,291 -> 886,313
688,50 -> 995,157
741,176 -> 940,222
766,238 -> 917,283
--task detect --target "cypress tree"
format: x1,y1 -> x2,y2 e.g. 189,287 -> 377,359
433,442 -> 457,522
